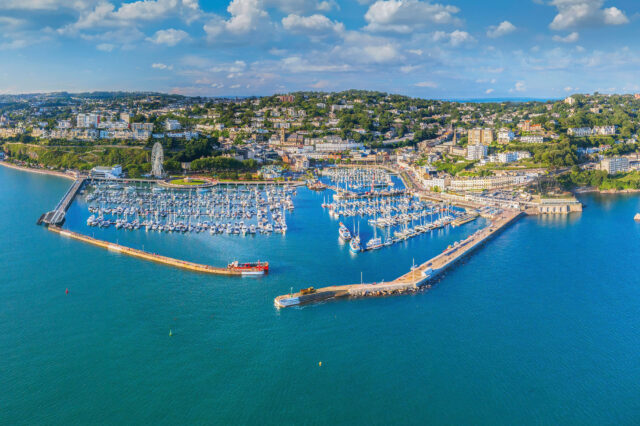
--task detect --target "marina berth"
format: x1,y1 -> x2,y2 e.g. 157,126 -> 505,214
322,166 -> 476,252
81,180 -> 295,237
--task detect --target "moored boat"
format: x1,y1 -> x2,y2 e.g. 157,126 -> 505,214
227,260 -> 269,275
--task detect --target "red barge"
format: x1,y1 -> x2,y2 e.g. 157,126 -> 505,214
227,261 -> 269,275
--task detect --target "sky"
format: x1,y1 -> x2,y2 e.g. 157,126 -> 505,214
0,0 -> 639,98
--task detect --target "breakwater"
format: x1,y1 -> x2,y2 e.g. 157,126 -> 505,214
274,209 -> 522,308
47,226 -> 248,276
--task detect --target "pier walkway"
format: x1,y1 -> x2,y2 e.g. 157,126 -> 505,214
274,209 -> 522,308
40,178 -> 85,226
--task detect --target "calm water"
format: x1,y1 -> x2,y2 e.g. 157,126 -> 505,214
2,164 -> 640,425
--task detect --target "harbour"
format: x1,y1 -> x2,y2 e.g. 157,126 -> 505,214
36,164 -> 499,299
3,153 -> 640,425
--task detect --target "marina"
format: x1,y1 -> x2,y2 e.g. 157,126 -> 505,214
81,180 -> 296,236
321,167 -> 477,251
324,195 -> 473,251
37,164 -> 503,304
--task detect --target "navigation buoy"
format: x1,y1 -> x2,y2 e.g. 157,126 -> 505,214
319,362 -> 322,367
169,329 -> 173,337
65,288 -> 69,294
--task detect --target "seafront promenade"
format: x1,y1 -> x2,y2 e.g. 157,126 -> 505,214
0,160 -> 77,180
274,209 -> 522,308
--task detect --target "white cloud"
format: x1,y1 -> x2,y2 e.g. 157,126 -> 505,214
0,38 -> 29,49
147,28 -> 189,46
415,81 -> 437,88
432,30 -> 475,47
400,64 -> 420,73
0,0 -> 95,10
364,0 -> 462,33
363,43 -> 399,62
152,62 -> 173,70
485,88 -> 494,94
310,79 -> 330,88
281,56 -> 352,72
0,16 -> 27,28
210,60 -> 247,73
61,0 -> 202,33
204,0 -> 272,40
266,0 -> 338,14
553,31 -> 579,43
514,81 -> 526,92
328,31 -> 404,64
549,0 -> 629,30
281,14 -> 344,34
486,21 -> 516,38
96,42 -> 114,51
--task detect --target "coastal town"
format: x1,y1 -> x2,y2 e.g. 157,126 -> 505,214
1,91 -> 639,195
13,90 -> 640,306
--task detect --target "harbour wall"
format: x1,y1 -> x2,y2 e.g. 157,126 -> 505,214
274,210 -> 523,308
47,226 -> 245,276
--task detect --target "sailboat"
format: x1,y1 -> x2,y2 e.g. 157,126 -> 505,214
349,221 -> 361,253
365,223 -> 383,250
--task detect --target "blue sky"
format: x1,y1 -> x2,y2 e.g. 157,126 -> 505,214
0,0 -> 639,97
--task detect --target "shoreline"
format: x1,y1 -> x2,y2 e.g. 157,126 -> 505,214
574,186 -> 640,195
0,160 -> 77,181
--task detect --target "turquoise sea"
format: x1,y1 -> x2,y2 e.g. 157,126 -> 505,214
3,164 -> 640,425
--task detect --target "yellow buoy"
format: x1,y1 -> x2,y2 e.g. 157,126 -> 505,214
319,362 -> 322,367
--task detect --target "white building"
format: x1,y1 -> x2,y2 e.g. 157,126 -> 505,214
77,113 -> 100,128
90,165 -> 123,179
57,120 -> 72,129
497,128 -> 515,144
315,140 -> 364,152
466,144 -> 488,160
497,152 -> 518,163
131,122 -> 154,132
449,174 -> 532,191
593,125 -> 616,136
600,156 -> 629,174
568,127 -> 592,137
520,135 -> 544,143
164,119 -> 182,131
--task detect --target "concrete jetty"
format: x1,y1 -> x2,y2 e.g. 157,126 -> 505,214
274,209 -> 522,308
47,226 -> 251,276
40,178 -> 85,226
